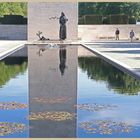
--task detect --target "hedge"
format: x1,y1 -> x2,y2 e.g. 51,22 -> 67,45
79,16 -> 85,24
1,15 -> 27,24
102,16 -> 110,24
129,17 -> 136,24
0,17 -> 3,24
78,14 -> 131,24
109,14 -> 129,24
83,15 -> 102,24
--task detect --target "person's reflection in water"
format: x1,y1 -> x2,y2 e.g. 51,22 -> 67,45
59,45 -> 67,76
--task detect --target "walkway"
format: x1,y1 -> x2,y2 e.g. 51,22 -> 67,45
82,43 -> 140,80
0,41 -> 26,60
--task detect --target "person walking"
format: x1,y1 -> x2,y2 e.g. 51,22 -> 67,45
115,28 -> 120,40
130,30 -> 135,42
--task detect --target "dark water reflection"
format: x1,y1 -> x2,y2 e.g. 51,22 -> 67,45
77,47 -> 140,138
0,57 -> 27,87
78,57 -> 140,95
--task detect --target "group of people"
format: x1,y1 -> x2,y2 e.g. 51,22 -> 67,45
115,28 -> 135,42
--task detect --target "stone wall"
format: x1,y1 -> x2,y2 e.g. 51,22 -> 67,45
0,25 -> 27,40
28,2 -> 78,41
78,25 -> 140,41
1,24 -> 139,42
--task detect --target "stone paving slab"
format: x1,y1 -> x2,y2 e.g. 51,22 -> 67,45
27,40 -> 78,45
0,41 -> 26,60
82,43 -> 140,80
81,40 -> 140,43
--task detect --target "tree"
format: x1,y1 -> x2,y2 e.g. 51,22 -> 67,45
0,2 -> 27,17
79,2 -> 140,20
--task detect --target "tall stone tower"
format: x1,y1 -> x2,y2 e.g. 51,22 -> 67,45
28,2 -> 78,41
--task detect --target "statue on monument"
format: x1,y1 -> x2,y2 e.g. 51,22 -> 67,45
59,12 -> 68,40
39,12 -> 68,41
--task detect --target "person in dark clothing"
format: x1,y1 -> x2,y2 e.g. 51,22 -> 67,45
59,12 -> 68,40
115,28 -> 120,40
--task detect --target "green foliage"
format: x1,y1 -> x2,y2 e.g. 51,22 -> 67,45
0,2 -> 27,17
79,2 -> 140,23
0,57 -> 27,87
78,57 -> 140,95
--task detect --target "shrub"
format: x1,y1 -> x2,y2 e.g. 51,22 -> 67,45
23,17 -> 27,24
1,15 -> 27,24
84,14 -> 102,24
0,17 -> 3,24
102,16 -> 110,24
79,16 -> 85,24
109,14 -> 129,24
129,17 -> 136,24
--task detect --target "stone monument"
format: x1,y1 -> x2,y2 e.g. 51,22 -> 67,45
28,2 -> 78,41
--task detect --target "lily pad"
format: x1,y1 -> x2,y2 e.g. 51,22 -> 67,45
0,102 -> 28,110
79,120 -> 133,135
75,103 -> 118,112
32,96 -> 72,104
29,111 -> 76,121
0,122 -> 26,136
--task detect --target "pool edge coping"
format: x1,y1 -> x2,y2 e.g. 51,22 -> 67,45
1,41 -> 139,80
0,43 -> 26,60
81,43 -> 140,80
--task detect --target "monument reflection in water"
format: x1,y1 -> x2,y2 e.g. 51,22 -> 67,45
28,45 -> 78,137
28,45 -> 140,138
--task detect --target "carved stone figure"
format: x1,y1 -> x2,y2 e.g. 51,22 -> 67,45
59,12 -> 68,40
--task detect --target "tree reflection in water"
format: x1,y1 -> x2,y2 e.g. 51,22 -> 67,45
78,57 -> 140,95
0,57 -> 27,87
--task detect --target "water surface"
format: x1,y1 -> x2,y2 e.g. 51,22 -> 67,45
0,45 -> 140,138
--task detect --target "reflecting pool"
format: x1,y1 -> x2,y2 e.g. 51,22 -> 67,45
0,49 -> 28,138
78,47 -> 140,138
0,45 -> 140,138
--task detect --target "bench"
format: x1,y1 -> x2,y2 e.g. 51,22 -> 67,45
99,36 -> 115,40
